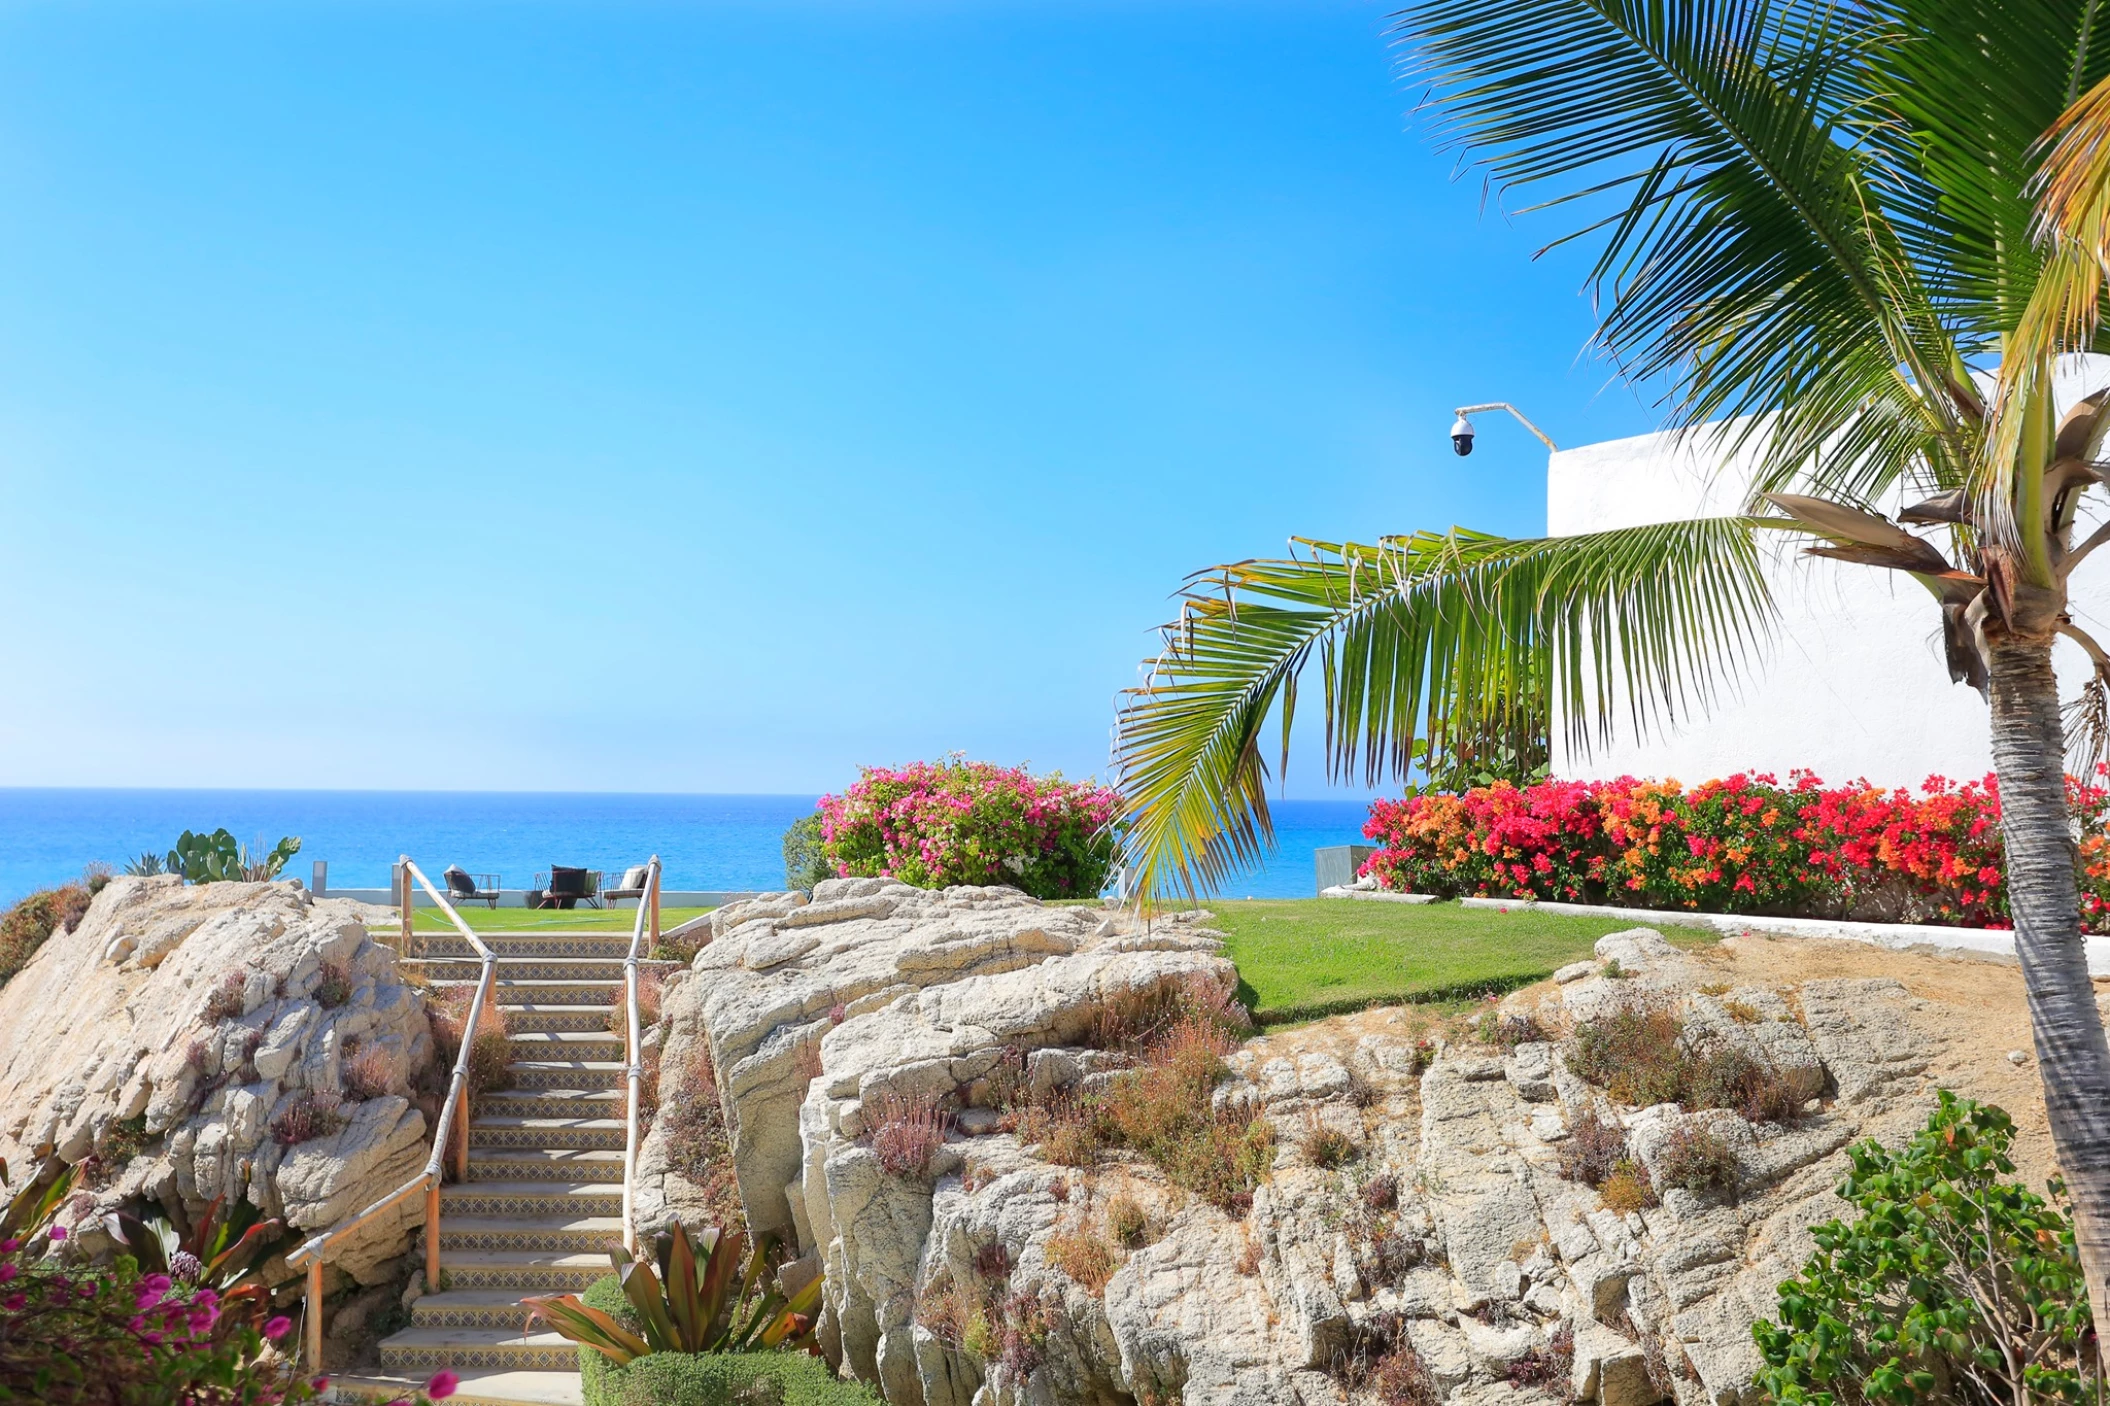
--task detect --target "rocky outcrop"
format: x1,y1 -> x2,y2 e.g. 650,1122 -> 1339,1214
0,877 -> 437,1286
658,885 -> 1953,1406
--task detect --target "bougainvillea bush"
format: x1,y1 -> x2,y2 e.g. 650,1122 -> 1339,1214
818,759 -> 1119,899
1361,770 -> 2110,930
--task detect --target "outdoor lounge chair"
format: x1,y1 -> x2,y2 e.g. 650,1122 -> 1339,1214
531,866 -> 601,909
603,864 -> 652,906
442,867 -> 501,909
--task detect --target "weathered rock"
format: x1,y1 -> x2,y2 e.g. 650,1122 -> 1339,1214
0,878 -> 435,1283
640,893 -> 1962,1406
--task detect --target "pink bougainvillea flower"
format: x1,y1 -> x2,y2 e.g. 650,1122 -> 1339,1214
46,1226 -> 64,1241
426,1369 -> 461,1398
264,1314 -> 294,1340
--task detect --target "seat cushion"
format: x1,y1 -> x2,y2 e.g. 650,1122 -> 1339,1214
618,865 -> 650,891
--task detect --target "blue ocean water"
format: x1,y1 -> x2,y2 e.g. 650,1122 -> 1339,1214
0,790 -> 1375,905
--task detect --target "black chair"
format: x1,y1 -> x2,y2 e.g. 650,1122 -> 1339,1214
534,866 -> 601,910
443,867 -> 502,909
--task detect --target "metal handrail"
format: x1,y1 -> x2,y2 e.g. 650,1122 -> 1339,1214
619,857 -> 663,1255
286,857 -> 497,1372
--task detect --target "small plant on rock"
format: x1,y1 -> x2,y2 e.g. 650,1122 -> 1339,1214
1362,1172 -> 1398,1210
1367,1342 -> 1439,1406
1106,1193 -> 1149,1248
1299,1111 -> 1358,1169
313,958 -> 354,1009
606,967 -> 665,1037
204,968 -> 249,1021
865,1090 -> 949,1180
1556,1108 -> 1630,1188
1655,1123 -> 1739,1195
270,1091 -> 347,1146
1044,1224 -> 1118,1292
1599,1158 -> 1658,1214
342,1044 -> 401,1102
0,882 -> 92,987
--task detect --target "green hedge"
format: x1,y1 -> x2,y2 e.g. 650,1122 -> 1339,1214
578,1277 -> 878,1406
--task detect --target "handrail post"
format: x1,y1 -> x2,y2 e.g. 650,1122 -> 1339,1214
425,1175 -> 441,1292
619,857 -> 660,1259
397,858 -> 412,951
305,1257 -> 324,1375
649,867 -> 660,950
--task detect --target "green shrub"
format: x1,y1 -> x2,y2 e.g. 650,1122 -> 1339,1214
0,882 -> 92,986
165,829 -> 300,884
577,1277 -> 878,1406
1753,1093 -> 2098,1406
781,814 -> 830,892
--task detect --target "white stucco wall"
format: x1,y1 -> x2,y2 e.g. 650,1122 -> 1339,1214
1548,364 -> 2110,788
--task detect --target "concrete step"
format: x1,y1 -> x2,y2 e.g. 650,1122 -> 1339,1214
479,1089 -> 624,1120
464,1149 -> 624,1184
505,1061 -> 625,1091
379,1324 -> 580,1373
441,1181 -> 623,1219
468,1117 -> 627,1152
499,1004 -> 618,1035
410,1288 -> 549,1331
506,1031 -> 626,1062
435,1213 -> 625,1255
327,1368 -> 582,1406
432,1247 -> 615,1292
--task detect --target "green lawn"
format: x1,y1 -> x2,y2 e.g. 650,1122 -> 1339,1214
1208,899 -> 1707,1025
401,905 -> 716,933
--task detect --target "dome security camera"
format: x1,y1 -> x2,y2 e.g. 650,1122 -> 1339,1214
1449,414 -> 1476,457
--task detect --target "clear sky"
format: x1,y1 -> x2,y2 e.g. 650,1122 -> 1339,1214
0,0 -> 1663,797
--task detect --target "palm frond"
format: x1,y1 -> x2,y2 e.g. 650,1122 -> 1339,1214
1114,518 -> 1775,902
1395,0 -> 1963,503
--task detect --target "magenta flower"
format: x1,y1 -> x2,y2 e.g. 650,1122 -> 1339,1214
3,1293 -> 23,1311
264,1314 -> 294,1340
426,1369 -> 461,1398
0,1265 -> 14,1284
47,1226 -> 64,1241
0,1238 -> 17,1252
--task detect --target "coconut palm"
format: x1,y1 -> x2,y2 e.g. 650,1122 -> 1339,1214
1113,0 -> 2110,1340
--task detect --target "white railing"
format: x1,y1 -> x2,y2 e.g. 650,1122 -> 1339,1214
285,857 -> 496,1373
620,857 -> 662,1255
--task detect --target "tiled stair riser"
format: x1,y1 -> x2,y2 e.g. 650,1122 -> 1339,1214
468,1124 -> 624,1151
382,1340 -> 579,1373
464,1151 -> 624,1183
478,1092 -> 622,1119
505,1063 -> 625,1090
441,1190 -> 622,1219
501,1007 -> 617,1035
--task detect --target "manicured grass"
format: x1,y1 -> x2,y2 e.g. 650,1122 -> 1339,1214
1208,899 -> 1709,1025
401,905 -> 716,932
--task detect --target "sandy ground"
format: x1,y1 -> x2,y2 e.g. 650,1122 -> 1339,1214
1242,932 -> 2110,1194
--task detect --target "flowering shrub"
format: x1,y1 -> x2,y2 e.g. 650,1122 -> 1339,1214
818,759 -> 1119,899
1361,770 -> 2110,930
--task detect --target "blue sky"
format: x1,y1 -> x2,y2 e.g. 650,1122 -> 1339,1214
0,0 -> 1662,797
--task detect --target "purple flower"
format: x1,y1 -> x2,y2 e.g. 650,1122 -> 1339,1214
264,1314 -> 294,1340
47,1226 -> 65,1241
2,1293 -> 23,1311
425,1370 -> 461,1399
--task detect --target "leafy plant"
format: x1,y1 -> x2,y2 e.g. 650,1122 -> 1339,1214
122,852 -> 167,877
1656,1124 -> 1740,1195
1754,1093 -> 2098,1406
103,1190 -> 285,1322
166,830 -> 300,885
781,813 -> 830,892
524,1220 -> 822,1366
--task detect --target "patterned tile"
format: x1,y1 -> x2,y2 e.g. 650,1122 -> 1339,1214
439,1226 -> 622,1253
441,1192 -> 622,1218
382,1342 -> 580,1372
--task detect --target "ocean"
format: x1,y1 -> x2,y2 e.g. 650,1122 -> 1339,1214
0,789 -> 1376,905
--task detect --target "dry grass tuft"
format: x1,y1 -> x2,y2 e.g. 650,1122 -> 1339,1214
1044,1224 -> 1118,1292
866,1089 -> 950,1181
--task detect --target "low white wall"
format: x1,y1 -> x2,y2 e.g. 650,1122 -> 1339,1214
1547,362 -> 2110,788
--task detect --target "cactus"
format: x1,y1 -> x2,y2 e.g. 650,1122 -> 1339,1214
165,829 -> 301,884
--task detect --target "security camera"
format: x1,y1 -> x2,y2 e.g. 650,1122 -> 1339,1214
1449,414 -> 1475,457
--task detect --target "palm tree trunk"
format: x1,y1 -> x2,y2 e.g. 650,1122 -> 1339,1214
1985,634 -> 2110,1365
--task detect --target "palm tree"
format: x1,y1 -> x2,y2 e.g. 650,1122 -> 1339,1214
1113,0 -> 2110,1343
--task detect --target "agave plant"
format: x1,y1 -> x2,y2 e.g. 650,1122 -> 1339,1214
523,1220 -> 822,1366
121,851 -> 167,878
104,1189 -> 284,1318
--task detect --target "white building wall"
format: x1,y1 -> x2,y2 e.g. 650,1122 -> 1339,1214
1547,367 -> 2110,789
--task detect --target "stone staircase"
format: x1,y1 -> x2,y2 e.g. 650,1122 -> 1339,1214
331,929 -> 677,1406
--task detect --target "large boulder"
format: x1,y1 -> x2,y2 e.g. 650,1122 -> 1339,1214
653,893 -> 1961,1406
0,877 -> 437,1285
